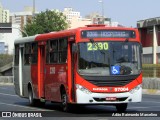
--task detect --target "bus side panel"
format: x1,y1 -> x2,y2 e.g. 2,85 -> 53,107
14,66 -> 20,96
22,66 -> 32,97
45,64 -> 57,101
31,64 -> 39,99
14,65 -> 32,98
45,64 -> 67,102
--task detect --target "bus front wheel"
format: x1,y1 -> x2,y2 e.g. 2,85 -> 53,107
61,91 -> 71,112
116,103 -> 128,112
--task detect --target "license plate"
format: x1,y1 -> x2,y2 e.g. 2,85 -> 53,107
106,97 -> 117,101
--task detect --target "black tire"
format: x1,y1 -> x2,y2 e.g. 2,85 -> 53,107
28,88 -> 36,106
116,103 -> 128,112
38,99 -> 45,107
61,91 -> 71,112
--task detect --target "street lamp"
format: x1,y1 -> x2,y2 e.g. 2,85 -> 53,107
98,0 -> 104,17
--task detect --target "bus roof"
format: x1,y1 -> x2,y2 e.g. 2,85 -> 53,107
14,25 -> 138,44
14,35 -> 37,44
35,25 -> 138,41
35,29 -> 77,41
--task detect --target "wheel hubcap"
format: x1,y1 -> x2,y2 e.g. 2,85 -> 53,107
62,94 -> 66,106
29,91 -> 32,103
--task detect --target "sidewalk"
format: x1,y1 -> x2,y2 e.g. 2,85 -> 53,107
142,89 -> 160,95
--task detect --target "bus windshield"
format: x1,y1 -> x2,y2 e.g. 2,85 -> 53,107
78,41 -> 142,76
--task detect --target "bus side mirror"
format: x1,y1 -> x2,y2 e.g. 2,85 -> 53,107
72,43 -> 78,53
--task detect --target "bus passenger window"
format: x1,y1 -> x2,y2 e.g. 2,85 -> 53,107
46,42 -> 50,64
14,45 -> 19,65
59,38 -> 67,63
50,40 -> 58,63
24,43 -> 31,65
50,52 -> 58,63
31,43 -> 38,64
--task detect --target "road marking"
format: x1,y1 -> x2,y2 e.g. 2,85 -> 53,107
129,106 -> 160,109
0,93 -> 18,97
142,101 -> 160,104
0,102 -> 53,111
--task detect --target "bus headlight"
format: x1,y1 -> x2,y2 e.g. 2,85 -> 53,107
129,84 -> 142,94
76,84 -> 92,94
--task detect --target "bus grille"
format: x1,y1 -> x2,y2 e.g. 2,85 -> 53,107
88,79 -> 133,87
82,75 -> 139,87
93,97 -> 128,102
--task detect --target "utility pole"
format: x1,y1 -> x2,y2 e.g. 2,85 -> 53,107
99,0 -> 104,24
33,0 -> 35,17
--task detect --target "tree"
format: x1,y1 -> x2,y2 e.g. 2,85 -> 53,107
22,9 -> 69,37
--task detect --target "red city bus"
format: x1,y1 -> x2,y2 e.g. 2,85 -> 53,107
14,24 -> 142,112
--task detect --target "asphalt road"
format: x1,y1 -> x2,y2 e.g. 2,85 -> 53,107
0,85 -> 160,120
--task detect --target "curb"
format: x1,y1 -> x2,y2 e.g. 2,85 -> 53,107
0,83 -> 14,85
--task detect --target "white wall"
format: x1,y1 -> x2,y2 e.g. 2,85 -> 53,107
0,24 -> 22,54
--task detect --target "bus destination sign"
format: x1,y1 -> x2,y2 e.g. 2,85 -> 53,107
81,30 -> 135,38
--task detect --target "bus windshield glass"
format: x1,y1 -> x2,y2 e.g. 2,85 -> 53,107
78,41 -> 141,76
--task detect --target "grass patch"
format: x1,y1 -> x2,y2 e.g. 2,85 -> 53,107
142,64 -> 160,77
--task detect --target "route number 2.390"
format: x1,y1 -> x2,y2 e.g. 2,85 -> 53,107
87,42 -> 108,51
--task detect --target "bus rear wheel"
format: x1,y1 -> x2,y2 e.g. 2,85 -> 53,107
28,88 -> 36,106
116,103 -> 128,112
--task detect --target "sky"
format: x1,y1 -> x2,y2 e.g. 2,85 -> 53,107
1,0 -> 160,27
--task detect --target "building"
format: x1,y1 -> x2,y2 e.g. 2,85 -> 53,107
0,2 -> 2,22
85,12 -> 119,27
0,2 -> 9,23
137,17 -> 160,64
2,9 -> 9,23
0,41 -> 5,54
63,7 -> 81,22
63,7 -> 92,29
0,1 -> 11,54
67,16 -> 91,29
63,8 -> 119,29
10,6 -> 39,30
7,7 -> 38,54
0,40 -> 8,54
10,11 -> 33,31
0,24 -> 21,54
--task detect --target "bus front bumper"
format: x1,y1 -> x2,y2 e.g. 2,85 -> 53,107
76,86 -> 142,104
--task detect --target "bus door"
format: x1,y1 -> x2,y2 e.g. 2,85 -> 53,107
70,42 -> 77,102
19,44 -> 24,96
38,41 -> 46,99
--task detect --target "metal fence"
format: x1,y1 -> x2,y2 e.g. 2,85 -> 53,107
143,78 -> 160,89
